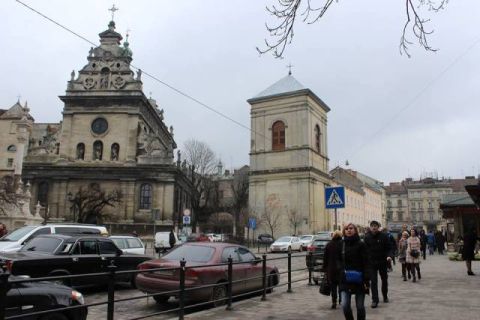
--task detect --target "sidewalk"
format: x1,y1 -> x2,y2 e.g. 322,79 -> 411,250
178,254 -> 480,320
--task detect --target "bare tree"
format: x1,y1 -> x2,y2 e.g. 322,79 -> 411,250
69,183 -> 122,223
0,176 -> 16,215
261,194 -> 283,238
231,167 -> 249,236
258,0 -> 448,58
288,209 -> 302,236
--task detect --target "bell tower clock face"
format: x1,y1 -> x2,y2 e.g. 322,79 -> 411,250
91,118 -> 108,134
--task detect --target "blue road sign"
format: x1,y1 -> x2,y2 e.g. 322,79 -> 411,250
183,215 -> 191,225
248,217 -> 257,230
325,186 -> 345,209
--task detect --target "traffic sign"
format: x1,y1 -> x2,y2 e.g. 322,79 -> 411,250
325,186 -> 345,209
183,215 -> 191,225
248,217 -> 256,230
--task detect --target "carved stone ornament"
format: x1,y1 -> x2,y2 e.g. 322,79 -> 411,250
83,77 -> 96,90
112,76 -> 126,89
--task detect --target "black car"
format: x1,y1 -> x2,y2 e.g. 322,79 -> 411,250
0,234 -> 151,287
257,234 -> 274,244
305,237 -> 330,284
6,275 -> 87,320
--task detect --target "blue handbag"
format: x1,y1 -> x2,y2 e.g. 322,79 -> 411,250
343,242 -> 363,284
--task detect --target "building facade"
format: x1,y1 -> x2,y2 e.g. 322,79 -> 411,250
248,74 -> 332,237
2,20 -> 194,228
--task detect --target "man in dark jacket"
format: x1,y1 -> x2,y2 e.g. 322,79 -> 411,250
364,221 -> 393,308
169,230 -> 176,249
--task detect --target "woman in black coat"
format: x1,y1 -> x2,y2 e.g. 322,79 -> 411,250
323,230 -> 343,309
462,227 -> 478,276
339,223 -> 370,320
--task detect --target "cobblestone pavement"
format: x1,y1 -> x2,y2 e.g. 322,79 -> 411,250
178,254 -> 480,320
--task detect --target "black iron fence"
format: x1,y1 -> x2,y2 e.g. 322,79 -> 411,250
0,251 -> 322,320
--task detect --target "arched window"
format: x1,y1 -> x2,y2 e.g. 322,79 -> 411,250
272,121 -> 285,151
139,184 -> 152,209
315,124 -> 321,153
110,143 -> 119,161
93,141 -> 103,160
76,143 -> 85,160
38,181 -> 49,207
7,145 -> 16,152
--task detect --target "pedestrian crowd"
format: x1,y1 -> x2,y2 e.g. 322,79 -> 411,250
320,221 -> 476,320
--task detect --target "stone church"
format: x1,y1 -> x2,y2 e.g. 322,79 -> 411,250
248,73 -> 332,237
3,20 -> 194,227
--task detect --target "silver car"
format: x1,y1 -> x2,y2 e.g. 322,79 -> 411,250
110,235 -> 146,255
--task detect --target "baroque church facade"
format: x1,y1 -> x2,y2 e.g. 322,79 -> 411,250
248,73 -> 332,236
2,21 -> 194,227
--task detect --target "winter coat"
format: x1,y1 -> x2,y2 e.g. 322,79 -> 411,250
364,231 -> 393,267
323,237 -> 342,284
169,231 -> 176,247
462,232 -> 478,261
398,238 -> 408,263
427,233 -> 435,245
337,235 -> 370,294
406,236 -> 421,264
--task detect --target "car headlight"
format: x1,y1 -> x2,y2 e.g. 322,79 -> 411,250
71,290 -> 85,305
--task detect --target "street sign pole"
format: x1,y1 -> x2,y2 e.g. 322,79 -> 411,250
335,208 -> 337,231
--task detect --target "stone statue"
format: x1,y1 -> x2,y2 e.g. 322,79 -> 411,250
159,109 -> 164,120
177,150 -> 181,163
111,144 -> 119,161
70,70 -> 75,81
76,144 -> 85,160
93,143 -> 102,160
136,69 -> 142,81
169,126 -> 174,135
89,47 -> 94,57
99,73 -> 110,89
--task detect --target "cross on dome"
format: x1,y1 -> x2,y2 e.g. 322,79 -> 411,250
109,4 -> 119,21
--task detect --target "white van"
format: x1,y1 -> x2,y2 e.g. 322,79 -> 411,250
0,224 -> 108,253
154,231 -> 180,253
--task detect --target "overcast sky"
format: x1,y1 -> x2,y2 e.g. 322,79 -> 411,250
2,0 -> 480,184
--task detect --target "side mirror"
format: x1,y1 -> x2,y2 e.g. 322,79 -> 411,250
116,249 -> 123,256
254,256 -> 262,264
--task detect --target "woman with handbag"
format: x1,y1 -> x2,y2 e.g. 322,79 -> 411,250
339,223 -> 369,320
406,228 -> 421,282
323,230 -> 343,309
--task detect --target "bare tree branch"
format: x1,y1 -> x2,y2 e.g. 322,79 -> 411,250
0,176 -> 17,215
288,209 -> 302,235
261,194 -> 283,238
69,183 -> 122,223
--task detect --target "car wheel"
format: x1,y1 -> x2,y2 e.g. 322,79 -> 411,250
211,283 -> 227,307
266,272 -> 275,293
40,313 -> 68,320
153,295 -> 169,305
130,274 -> 137,289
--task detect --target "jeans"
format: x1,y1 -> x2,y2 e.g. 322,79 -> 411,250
341,290 -> 366,320
370,264 -> 388,303
331,282 -> 341,304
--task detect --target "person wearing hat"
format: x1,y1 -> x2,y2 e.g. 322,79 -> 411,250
364,220 -> 394,308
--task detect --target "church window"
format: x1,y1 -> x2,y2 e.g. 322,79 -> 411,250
140,184 -> 152,209
76,143 -> 85,160
7,159 -> 13,168
38,181 -> 49,207
272,121 -> 285,151
110,143 -> 119,161
314,125 -> 321,153
7,145 -> 16,152
93,141 -> 103,160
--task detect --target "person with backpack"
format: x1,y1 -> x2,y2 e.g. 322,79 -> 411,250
323,230 -> 343,309
339,222 -> 369,320
364,221 -> 393,308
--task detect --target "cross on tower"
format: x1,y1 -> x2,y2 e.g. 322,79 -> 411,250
109,4 -> 119,21
286,63 -> 294,75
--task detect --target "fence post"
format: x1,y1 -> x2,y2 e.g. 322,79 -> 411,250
226,257 -> 233,310
261,254 -> 267,301
308,251 -> 313,286
107,260 -> 117,320
0,272 -> 10,320
179,259 -> 186,320
287,250 -> 292,293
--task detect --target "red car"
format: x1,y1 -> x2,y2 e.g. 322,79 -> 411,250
136,242 -> 280,306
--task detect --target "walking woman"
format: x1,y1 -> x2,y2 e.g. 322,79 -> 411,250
398,231 -> 409,281
406,228 -> 421,282
323,230 -> 343,309
462,227 -> 478,276
339,223 -> 369,320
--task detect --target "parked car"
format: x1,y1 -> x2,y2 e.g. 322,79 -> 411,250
154,231 -> 181,253
206,233 -> 222,242
269,236 -> 302,252
6,275 -> 87,320
316,231 -> 333,239
136,242 -> 280,306
305,237 -> 330,284
0,234 -> 151,287
110,235 -> 146,254
0,224 -> 109,253
257,234 -> 274,244
186,233 -> 210,242
299,235 -> 317,250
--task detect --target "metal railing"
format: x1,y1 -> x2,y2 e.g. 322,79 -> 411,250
0,250 -> 322,320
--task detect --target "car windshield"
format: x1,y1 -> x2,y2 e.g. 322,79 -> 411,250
21,237 -> 63,253
276,237 -> 291,242
0,226 -> 37,241
300,236 -> 313,241
163,245 -> 215,263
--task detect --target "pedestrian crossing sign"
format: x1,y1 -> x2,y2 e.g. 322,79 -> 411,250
325,186 -> 345,209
